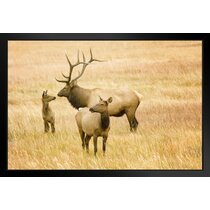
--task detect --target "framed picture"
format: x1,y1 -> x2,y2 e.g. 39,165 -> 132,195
0,34 -> 209,176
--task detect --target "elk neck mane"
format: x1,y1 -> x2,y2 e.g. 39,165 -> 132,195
100,112 -> 110,130
67,85 -> 91,110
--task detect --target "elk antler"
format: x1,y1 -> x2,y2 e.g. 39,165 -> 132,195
56,49 -> 104,84
56,50 -> 82,83
70,48 -> 104,83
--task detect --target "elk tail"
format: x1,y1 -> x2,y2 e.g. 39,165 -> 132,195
134,91 -> 143,102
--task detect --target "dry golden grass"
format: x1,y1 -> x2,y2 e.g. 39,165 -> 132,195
8,41 -> 202,169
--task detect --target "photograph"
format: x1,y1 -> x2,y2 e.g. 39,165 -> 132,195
8,40 -> 202,170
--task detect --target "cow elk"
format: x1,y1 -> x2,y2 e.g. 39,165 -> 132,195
56,49 -> 143,132
42,90 -> 56,133
75,96 -> 113,155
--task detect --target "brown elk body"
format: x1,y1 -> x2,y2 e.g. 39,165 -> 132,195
56,49 -> 143,132
75,97 -> 112,155
42,90 -> 56,133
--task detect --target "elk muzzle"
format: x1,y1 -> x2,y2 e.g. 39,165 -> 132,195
57,91 -> 63,97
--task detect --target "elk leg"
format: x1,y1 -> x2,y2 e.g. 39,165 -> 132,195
85,135 -> 91,153
102,136 -> 107,155
131,118 -> 138,132
125,110 -> 136,132
44,121 -> 49,132
133,116 -> 139,131
93,135 -> 98,156
51,122 -> 55,133
79,129 -> 85,149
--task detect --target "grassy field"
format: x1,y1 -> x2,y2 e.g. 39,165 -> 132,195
8,41 -> 202,169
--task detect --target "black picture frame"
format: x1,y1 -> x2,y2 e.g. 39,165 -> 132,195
0,33 -> 209,177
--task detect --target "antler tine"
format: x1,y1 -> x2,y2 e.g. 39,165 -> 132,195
65,51 -> 72,67
89,48 -> 104,63
82,51 -> 86,63
92,58 -> 104,62
64,51 -> 73,83
55,78 -> 69,83
62,73 -> 69,79
90,48 -> 93,61
70,53 -> 88,83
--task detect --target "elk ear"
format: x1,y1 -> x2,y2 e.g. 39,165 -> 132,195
107,97 -> 113,103
42,91 -> 45,97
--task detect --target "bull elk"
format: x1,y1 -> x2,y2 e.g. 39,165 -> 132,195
56,49 -> 143,132
42,90 -> 56,133
75,96 -> 112,155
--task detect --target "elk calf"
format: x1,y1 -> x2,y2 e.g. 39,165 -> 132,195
42,90 -> 56,133
75,96 -> 113,156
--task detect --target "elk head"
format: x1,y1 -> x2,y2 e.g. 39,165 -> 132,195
42,90 -> 56,103
89,96 -> 113,114
56,49 -> 103,98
